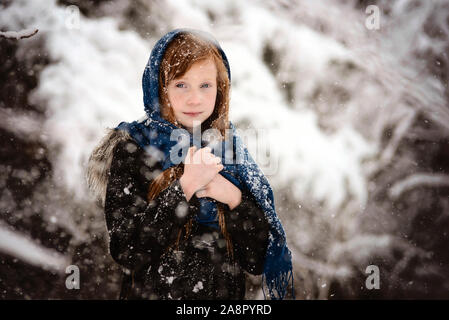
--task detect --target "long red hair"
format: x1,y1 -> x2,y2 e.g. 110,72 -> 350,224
147,31 -> 233,258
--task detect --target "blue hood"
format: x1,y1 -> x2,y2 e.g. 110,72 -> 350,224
142,28 -> 231,118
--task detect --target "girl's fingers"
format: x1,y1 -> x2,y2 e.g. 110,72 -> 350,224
207,156 -> 221,165
185,146 -> 196,164
190,146 -> 198,157
192,146 -> 222,166
202,152 -> 216,165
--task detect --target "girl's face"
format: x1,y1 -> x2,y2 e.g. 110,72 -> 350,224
167,58 -> 217,132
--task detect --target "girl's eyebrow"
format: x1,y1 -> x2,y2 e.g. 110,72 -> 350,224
175,77 -> 215,82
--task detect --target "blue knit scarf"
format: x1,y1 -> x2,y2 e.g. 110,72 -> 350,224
115,28 -> 294,300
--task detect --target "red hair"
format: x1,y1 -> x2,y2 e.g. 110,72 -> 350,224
148,32 -> 233,258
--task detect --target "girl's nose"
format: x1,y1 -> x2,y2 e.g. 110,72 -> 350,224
187,89 -> 201,105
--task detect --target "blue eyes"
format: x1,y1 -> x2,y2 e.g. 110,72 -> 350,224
175,83 -> 212,88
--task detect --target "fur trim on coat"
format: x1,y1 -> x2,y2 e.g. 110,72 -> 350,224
86,128 -> 131,206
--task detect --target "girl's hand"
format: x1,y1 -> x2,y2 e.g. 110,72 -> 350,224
195,173 -> 242,210
180,146 -> 223,201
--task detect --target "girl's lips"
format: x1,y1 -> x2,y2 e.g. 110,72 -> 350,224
183,112 -> 202,117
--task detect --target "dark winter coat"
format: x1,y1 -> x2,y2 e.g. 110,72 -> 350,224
103,131 -> 269,299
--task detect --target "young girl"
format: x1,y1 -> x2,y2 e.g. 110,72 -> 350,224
87,28 -> 293,300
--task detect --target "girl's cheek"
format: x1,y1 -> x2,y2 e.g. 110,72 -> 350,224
171,93 -> 184,104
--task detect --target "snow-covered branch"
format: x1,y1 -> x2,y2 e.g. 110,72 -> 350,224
292,249 -> 353,279
0,28 -> 38,40
365,108 -> 417,178
389,173 -> 449,199
0,223 -> 70,274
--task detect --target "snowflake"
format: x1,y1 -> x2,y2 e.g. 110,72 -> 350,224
192,281 -> 203,293
166,276 -> 175,285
